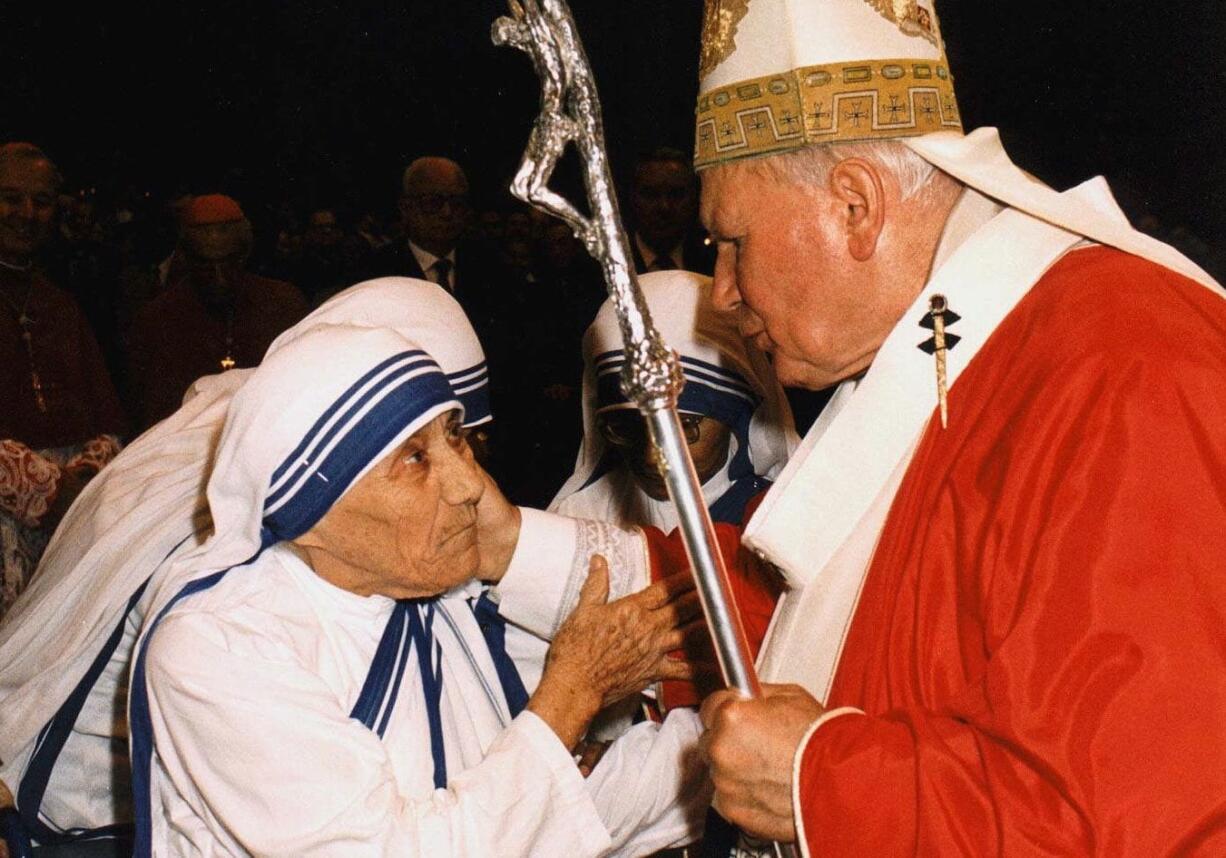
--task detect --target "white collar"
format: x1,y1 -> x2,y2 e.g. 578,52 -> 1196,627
274,543 -> 395,622
408,241 -> 456,276
931,187 -> 1004,273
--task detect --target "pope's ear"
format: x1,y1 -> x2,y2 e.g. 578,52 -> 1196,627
827,158 -> 886,262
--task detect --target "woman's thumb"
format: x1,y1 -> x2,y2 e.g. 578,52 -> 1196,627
576,554 -> 610,608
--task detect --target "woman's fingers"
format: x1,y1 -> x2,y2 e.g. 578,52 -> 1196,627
655,655 -> 697,682
574,739 -> 610,778
576,554 -> 610,608
664,589 -> 704,624
651,615 -> 707,651
634,569 -> 695,609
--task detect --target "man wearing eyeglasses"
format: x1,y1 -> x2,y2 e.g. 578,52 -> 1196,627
362,157 -> 480,296
360,156 -> 512,377
399,157 -> 470,292
359,157 -> 525,486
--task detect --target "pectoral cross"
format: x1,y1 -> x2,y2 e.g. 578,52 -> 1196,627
19,320 -> 47,412
918,294 -> 961,428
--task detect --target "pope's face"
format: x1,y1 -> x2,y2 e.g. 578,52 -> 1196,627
300,410 -> 486,600
700,163 -> 898,391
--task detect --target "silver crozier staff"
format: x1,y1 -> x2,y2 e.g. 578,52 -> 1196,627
492,4 -> 796,856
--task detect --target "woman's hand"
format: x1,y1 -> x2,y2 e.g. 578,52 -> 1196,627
528,555 -> 703,750
473,467 -> 521,583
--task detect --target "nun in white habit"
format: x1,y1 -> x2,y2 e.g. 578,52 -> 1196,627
550,270 -> 798,531
499,272 -> 797,748
128,320 -> 708,857
0,280 -> 495,856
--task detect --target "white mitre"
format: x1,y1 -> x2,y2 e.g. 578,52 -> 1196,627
695,0 -> 960,167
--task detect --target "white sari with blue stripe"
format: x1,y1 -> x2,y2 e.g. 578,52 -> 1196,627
139,544 -> 600,857
0,280 -> 492,854
128,322 -> 706,857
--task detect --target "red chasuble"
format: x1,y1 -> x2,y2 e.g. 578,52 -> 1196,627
795,247 -> 1226,855
650,246 -> 1226,855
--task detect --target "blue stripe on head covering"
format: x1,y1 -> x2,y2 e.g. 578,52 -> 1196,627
595,352 -> 759,424
448,361 -> 491,425
262,357 -> 458,542
266,351 -> 435,502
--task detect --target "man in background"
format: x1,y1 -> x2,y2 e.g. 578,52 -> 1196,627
362,157 -> 500,305
293,207 -> 364,305
0,142 -> 125,621
627,147 -> 714,276
126,194 -> 306,428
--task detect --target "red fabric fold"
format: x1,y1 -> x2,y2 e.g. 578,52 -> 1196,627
644,492 -> 782,710
796,248 -> 1226,855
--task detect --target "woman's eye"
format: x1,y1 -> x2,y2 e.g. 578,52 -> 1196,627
401,449 -> 425,466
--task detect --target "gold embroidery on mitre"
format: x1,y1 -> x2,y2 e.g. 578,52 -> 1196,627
694,57 -> 961,169
864,0 -> 939,46
700,0 -> 751,79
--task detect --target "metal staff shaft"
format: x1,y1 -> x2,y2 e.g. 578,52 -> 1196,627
644,408 -> 760,696
491,0 -> 761,698
493,4 -> 796,855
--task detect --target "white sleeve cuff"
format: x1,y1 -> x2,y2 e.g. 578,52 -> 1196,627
493,508 -> 649,639
791,706 -> 865,858
493,508 -> 579,638
503,711 -> 612,854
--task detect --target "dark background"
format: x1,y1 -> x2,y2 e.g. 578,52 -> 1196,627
1,1 -> 1222,255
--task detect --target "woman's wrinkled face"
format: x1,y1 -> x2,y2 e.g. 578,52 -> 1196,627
298,410 -> 486,599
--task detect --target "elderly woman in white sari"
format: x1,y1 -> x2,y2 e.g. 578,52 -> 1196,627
129,319 -> 706,856
0,280 -> 496,857
2,280 -> 709,858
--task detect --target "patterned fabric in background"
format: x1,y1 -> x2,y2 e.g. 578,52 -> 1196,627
0,435 -> 121,620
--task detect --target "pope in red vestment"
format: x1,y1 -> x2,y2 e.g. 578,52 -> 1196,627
650,245 -> 1226,855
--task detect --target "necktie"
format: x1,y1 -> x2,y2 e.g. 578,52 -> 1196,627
431,258 -> 453,291
650,254 -> 676,272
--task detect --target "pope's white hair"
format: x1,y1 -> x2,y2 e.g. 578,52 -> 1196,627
743,140 -> 950,202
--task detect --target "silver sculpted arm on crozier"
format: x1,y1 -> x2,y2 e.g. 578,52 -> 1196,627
491,0 -> 675,407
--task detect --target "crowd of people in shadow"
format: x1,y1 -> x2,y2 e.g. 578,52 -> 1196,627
4,135 -> 1221,624
0,142 -> 727,620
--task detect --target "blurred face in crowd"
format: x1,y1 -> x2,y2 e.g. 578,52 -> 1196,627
477,210 -> 504,244
182,220 -> 252,306
631,158 -> 698,255
400,158 -> 470,257
501,237 -> 533,277
305,209 -> 342,249
64,196 -> 97,238
0,156 -> 59,263
598,408 -> 732,502
503,211 -> 532,243
541,221 -> 580,271
294,410 -> 486,599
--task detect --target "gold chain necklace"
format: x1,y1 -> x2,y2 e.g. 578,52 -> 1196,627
0,275 -> 48,413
